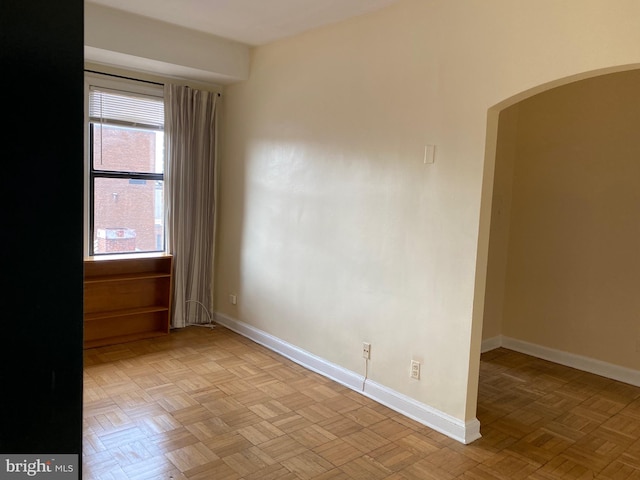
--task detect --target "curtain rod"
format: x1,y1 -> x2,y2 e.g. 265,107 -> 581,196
84,69 -> 222,96
85,69 -> 163,86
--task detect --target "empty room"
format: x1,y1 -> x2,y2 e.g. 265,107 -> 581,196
5,1 -> 639,479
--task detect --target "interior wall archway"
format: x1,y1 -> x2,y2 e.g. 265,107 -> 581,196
473,65 -> 640,407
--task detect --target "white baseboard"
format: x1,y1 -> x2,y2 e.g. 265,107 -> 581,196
214,312 -> 481,444
481,335 -> 640,388
481,335 -> 503,353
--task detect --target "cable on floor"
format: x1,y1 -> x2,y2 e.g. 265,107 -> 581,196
185,299 -> 216,329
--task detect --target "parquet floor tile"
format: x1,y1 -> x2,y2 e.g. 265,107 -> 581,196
83,327 -> 640,478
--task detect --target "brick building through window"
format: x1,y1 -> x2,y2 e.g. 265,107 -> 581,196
87,77 -> 165,256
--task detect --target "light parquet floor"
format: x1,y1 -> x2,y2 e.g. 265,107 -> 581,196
83,326 -> 640,479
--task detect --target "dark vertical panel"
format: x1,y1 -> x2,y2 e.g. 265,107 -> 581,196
0,0 -> 84,461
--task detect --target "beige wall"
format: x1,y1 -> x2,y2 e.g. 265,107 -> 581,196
481,105 -> 519,341
485,70 -> 640,371
216,0 -> 640,424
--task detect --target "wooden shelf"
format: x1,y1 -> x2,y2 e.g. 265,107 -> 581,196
83,331 -> 168,350
84,272 -> 171,284
84,306 -> 170,322
83,254 -> 173,349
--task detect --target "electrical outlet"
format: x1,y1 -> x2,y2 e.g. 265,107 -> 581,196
362,342 -> 371,359
423,144 -> 436,164
229,294 -> 237,305
410,360 -> 420,379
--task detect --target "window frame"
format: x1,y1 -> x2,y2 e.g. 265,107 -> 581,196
84,72 -> 166,257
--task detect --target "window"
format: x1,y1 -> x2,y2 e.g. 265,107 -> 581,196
86,75 -> 165,256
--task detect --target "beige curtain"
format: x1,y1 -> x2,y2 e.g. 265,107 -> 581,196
164,84 -> 219,328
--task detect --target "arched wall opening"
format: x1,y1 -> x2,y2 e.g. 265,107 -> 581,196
472,65 -> 640,420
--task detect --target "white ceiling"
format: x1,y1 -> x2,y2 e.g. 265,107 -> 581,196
85,0 -> 402,46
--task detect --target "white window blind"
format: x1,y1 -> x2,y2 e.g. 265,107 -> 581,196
89,87 -> 164,130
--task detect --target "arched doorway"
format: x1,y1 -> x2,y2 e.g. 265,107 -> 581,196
476,66 -> 640,404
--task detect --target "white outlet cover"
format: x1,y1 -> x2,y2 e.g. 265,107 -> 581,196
410,360 -> 420,379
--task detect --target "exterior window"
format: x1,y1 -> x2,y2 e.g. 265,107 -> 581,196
87,80 -> 165,255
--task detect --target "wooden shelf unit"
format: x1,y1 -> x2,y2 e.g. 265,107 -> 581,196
84,253 -> 173,349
